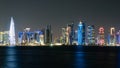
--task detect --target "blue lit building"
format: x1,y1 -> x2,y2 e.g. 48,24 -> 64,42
34,31 -> 43,43
78,21 -> 85,45
116,31 -> 120,45
107,34 -> 111,45
18,32 -> 24,44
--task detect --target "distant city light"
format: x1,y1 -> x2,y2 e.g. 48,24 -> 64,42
0,18 -> 120,46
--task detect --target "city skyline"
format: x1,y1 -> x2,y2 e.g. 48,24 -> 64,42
0,18 -> 120,46
0,0 -> 119,38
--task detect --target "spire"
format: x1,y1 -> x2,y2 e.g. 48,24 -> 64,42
9,17 -> 16,45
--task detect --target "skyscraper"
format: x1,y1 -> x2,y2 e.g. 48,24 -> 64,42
66,24 -> 71,45
78,21 -> 85,45
18,32 -> 23,45
44,25 -> 52,45
61,28 -> 66,45
0,32 -> 4,44
116,30 -> 120,45
9,17 -> 16,45
3,31 -> 9,45
110,27 -> 116,45
98,27 -> 105,45
87,25 -> 95,45
69,23 -> 75,45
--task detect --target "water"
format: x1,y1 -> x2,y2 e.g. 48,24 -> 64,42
0,46 -> 120,68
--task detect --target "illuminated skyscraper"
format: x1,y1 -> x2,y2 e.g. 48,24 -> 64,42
65,23 -> 75,45
34,31 -> 43,44
0,32 -> 4,44
116,30 -> 120,45
70,23 -> 75,45
109,27 -> 116,45
98,27 -> 105,45
18,32 -> 23,45
78,21 -> 85,45
44,25 -> 52,44
107,33 -> 111,45
39,32 -> 44,45
9,17 -> 16,45
3,31 -> 9,45
87,25 -> 95,45
61,28 -> 66,45
66,24 -> 71,45
23,28 -> 31,44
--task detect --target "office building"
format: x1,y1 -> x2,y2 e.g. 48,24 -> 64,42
98,27 -> 105,45
44,25 -> 52,45
87,25 -> 95,45
109,27 -> 116,45
78,21 -> 85,45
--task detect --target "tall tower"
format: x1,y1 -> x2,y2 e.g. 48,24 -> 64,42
44,25 -> 52,45
116,30 -> 120,45
78,21 -> 85,45
87,25 -> 95,45
110,27 -> 116,45
98,27 -> 105,45
9,17 -> 16,45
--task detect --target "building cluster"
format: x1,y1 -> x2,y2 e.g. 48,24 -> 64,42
59,21 -> 120,46
18,25 -> 52,46
0,17 -> 120,46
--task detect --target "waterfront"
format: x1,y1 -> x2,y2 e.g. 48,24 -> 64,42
0,46 -> 120,68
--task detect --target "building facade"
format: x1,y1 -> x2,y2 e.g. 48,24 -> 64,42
78,21 -> 85,45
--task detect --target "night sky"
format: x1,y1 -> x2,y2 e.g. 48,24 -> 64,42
0,0 -> 120,38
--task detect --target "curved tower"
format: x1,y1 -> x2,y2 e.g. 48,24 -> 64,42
9,17 -> 16,45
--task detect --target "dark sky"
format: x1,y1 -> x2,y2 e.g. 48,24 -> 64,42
0,0 -> 120,38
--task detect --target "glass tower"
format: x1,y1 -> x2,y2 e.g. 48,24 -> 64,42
78,21 -> 85,45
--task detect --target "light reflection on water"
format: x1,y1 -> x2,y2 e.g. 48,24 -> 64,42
74,46 -> 85,68
118,51 -> 120,68
74,52 -> 85,68
0,46 -> 120,68
3,47 -> 19,68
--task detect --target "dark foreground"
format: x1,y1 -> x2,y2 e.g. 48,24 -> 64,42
0,45 -> 120,68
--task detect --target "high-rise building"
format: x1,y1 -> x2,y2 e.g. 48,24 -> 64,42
66,24 -> 71,45
23,28 -> 31,44
69,23 -> 75,45
9,17 -> 16,45
98,27 -> 105,45
3,31 -> 9,45
107,33 -> 111,45
39,32 -> 44,45
109,27 -> 116,45
44,25 -> 52,45
116,30 -> 120,45
78,21 -> 85,45
34,31 -> 43,44
65,23 -> 75,45
0,32 -> 4,44
61,28 -> 66,45
87,25 -> 95,45
18,32 -> 24,45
